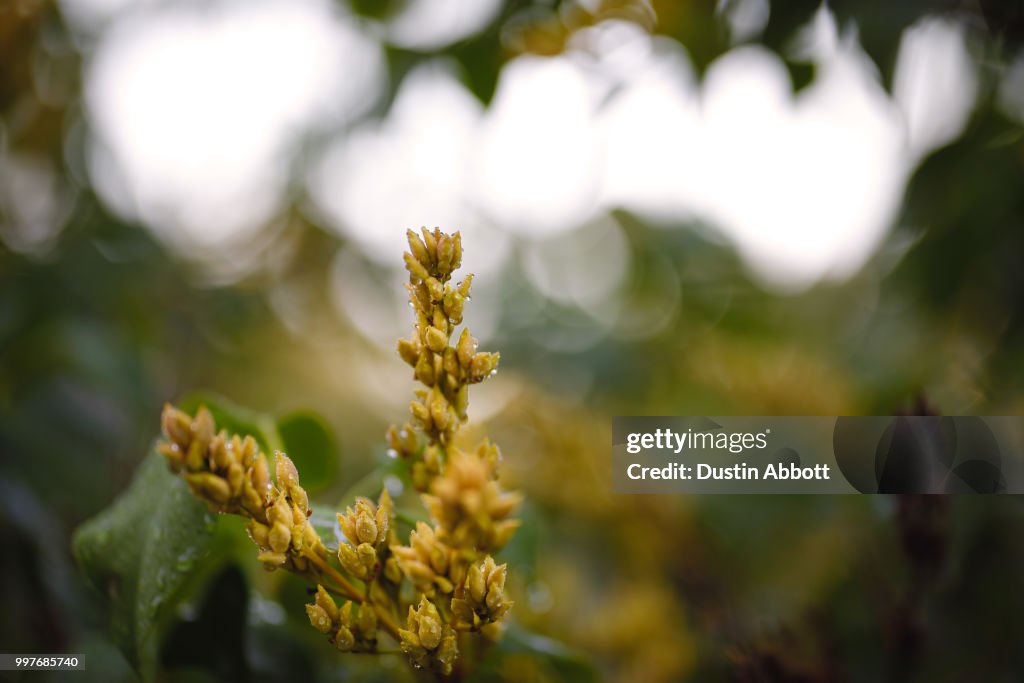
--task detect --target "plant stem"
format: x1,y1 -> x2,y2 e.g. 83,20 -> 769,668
305,550 -> 363,601
304,550 -> 404,641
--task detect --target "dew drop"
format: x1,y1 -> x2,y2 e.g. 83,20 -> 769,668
384,475 -> 404,497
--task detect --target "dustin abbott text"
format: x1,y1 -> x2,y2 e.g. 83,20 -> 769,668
627,462 -> 832,480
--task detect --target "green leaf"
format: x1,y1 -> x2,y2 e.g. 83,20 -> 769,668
72,448 -> 218,680
276,411 -> 338,494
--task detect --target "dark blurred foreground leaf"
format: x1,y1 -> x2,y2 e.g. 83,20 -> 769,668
72,449 -> 216,680
160,564 -> 248,680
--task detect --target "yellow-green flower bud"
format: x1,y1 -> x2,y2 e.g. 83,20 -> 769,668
356,514 -> 378,545
436,233 -> 454,275
334,625 -> 355,652
397,336 -> 420,367
411,399 -> 432,430
257,551 -> 287,568
420,228 -> 438,263
357,602 -> 377,636
456,328 -> 476,369
442,288 -> 464,323
338,542 -> 363,578
425,276 -> 444,302
306,604 -> 333,634
469,352 -> 499,381
161,404 -> 193,447
399,597 -> 457,675
268,521 -> 291,553
315,585 -> 338,621
227,462 -> 244,496
185,472 -> 231,505
192,407 -> 215,447
425,326 -> 447,353
357,543 -> 377,576
246,520 -> 269,547
209,433 -> 230,470
385,556 -> 403,584
406,228 -> 431,267
451,232 -> 463,271
404,252 -> 430,282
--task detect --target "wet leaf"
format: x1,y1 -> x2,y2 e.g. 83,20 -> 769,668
277,411 -> 338,494
72,449 -> 216,680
